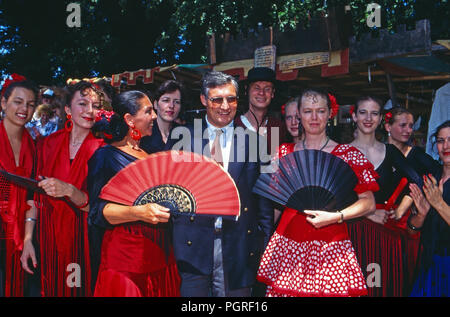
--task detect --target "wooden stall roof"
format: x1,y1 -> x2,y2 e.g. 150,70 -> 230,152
285,47 -> 450,108
106,18 -> 450,118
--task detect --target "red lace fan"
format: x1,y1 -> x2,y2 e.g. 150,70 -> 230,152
99,151 -> 241,220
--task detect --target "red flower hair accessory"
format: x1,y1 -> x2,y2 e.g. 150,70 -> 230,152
281,104 -> 286,116
349,105 -> 355,116
1,73 -> 27,97
328,93 -> 339,119
385,112 -> 393,122
95,109 -> 115,122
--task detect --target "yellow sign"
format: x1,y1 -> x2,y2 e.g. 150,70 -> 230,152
279,52 -> 330,72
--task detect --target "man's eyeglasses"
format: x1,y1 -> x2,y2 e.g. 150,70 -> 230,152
208,96 -> 238,107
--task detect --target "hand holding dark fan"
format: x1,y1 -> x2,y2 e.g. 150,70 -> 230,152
100,150 -> 241,220
253,149 -> 358,213
0,169 -> 79,210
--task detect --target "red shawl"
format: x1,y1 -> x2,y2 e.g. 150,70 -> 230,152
37,129 -> 103,296
0,121 -> 36,297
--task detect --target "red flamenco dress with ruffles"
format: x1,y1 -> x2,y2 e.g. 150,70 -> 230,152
257,143 -> 379,297
36,130 -> 104,297
0,121 -> 36,297
347,144 -> 424,297
87,145 -> 180,297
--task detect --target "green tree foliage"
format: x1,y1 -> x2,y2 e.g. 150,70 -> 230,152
161,0 -> 449,63
0,0 -> 176,84
1,0 -> 448,83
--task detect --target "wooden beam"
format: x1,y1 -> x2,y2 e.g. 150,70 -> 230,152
364,87 -> 388,91
310,83 -> 333,87
209,33 -> 217,64
386,73 -> 399,107
393,75 -> 450,82
357,70 -> 386,76
342,81 -> 369,86
404,89 -> 434,93
396,93 -> 430,105
330,74 -> 352,79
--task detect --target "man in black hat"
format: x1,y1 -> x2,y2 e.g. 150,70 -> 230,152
235,67 -> 287,155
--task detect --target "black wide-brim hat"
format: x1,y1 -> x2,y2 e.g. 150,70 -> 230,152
244,67 -> 278,85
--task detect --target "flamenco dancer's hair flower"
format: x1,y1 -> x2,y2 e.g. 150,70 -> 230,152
95,109 -> 115,122
384,112 -> 393,123
349,105 -> 355,116
328,93 -> 340,119
1,73 -> 27,97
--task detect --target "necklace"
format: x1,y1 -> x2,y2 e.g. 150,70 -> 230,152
303,136 -> 330,151
127,143 -> 142,152
248,110 -> 268,129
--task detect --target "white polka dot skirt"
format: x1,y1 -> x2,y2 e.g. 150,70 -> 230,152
258,232 -> 368,297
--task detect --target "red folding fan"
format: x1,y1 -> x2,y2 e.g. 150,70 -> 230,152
99,151 -> 241,220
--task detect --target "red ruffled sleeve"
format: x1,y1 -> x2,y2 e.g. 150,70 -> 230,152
276,143 -> 296,159
331,144 -> 380,194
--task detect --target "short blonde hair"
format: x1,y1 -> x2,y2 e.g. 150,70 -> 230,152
35,104 -> 53,118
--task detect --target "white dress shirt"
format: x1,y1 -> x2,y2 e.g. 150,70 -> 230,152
205,116 -> 234,172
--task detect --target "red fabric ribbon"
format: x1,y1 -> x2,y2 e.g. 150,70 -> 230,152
1,73 -> 27,97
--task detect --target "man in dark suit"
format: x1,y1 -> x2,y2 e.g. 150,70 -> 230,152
167,71 -> 273,297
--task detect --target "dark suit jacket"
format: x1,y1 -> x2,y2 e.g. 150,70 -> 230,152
165,118 -> 273,290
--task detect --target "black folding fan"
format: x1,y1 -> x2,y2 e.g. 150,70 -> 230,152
0,169 -> 79,210
0,169 -> 46,195
253,150 -> 359,212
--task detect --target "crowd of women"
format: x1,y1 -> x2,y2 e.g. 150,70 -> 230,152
0,72 -> 448,297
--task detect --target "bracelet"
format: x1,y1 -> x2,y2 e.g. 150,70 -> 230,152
25,218 -> 37,222
75,192 -> 89,209
337,211 -> 344,224
407,214 -> 422,231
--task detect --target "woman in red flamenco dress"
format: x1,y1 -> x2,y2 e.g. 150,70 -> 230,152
257,89 -> 379,297
21,81 -> 105,297
0,77 -> 38,297
347,99 -> 426,297
87,90 -> 180,297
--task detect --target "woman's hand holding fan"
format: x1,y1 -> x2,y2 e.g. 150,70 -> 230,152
304,210 -> 342,228
100,151 -> 241,219
132,203 -> 171,225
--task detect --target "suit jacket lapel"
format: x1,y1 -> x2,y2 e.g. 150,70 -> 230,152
189,118 -> 210,157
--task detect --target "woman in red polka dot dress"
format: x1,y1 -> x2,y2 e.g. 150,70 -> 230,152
257,89 -> 379,297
